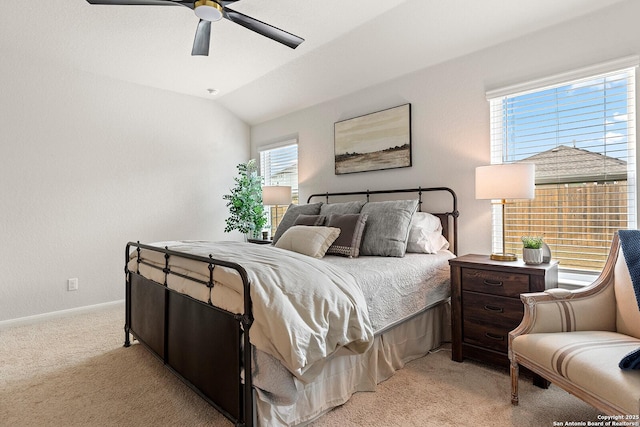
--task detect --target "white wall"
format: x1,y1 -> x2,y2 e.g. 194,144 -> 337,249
251,0 -> 640,257
0,51 -> 249,322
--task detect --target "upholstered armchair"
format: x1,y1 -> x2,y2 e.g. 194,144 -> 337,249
509,233 -> 640,415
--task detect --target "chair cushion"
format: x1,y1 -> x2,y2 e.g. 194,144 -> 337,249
513,330 -> 640,415
616,247 -> 640,339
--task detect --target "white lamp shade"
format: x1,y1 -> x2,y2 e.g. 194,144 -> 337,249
475,163 -> 535,200
262,186 -> 292,205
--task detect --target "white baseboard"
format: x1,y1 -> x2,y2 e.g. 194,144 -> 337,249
0,300 -> 125,330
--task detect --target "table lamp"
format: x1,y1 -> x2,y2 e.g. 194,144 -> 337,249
476,163 -> 535,261
262,185 -> 292,236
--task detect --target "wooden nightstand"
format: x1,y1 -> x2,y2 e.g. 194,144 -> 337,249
449,254 -> 558,367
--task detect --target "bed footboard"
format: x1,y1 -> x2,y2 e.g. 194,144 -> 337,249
124,242 -> 254,427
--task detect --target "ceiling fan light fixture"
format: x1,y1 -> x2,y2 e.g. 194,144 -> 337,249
194,0 -> 223,22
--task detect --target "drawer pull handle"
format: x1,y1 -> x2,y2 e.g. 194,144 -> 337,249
485,332 -> 504,341
483,279 -> 504,287
484,305 -> 504,313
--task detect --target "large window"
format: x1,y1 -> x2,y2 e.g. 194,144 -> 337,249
488,59 -> 637,273
259,140 -> 298,235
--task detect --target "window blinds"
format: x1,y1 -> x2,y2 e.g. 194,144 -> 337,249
259,141 -> 298,236
259,141 -> 298,202
488,65 -> 637,272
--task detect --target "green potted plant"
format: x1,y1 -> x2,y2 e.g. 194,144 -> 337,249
223,159 -> 267,240
521,236 -> 544,265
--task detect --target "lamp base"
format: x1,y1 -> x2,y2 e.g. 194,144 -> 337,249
490,252 -> 518,262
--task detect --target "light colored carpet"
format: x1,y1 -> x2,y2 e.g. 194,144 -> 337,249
0,303 -> 601,426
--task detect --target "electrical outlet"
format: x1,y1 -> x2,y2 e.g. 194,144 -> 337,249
68,278 -> 78,291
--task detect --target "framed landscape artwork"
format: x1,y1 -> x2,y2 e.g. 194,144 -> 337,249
334,103 -> 411,175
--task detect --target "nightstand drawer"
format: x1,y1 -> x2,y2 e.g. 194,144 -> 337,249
463,320 -> 511,353
462,291 -> 524,329
461,268 -> 529,297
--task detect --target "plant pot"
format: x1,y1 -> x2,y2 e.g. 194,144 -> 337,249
523,247 -> 543,265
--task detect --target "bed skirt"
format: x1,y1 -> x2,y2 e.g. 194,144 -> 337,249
255,300 -> 451,426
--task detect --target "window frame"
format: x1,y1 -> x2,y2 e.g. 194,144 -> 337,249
486,57 -> 638,277
258,139 -> 299,236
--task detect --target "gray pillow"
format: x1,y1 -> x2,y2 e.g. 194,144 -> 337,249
359,199 -> 419,257
293,214 -> 326,226
319,200 -> 366,216
272,203 -> 323,244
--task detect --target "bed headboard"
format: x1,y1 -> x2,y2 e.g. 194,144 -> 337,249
307,187 -> 459,255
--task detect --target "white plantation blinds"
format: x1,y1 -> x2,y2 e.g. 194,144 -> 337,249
488,61 -> 637,272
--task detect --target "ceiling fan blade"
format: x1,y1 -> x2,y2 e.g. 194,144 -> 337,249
85,0 -> 195,8
191,19 -> 211,56
223,8 -> 303,49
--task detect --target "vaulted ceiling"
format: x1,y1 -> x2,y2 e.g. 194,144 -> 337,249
0,0 -> 626,124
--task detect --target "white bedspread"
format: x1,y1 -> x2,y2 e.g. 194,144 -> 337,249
129,241 -> 373,379
323,251 -> 454,333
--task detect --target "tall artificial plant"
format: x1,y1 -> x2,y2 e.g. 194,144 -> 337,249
223,159 -> 267,239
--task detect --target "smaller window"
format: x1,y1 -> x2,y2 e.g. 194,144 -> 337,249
259,141 -> 298,236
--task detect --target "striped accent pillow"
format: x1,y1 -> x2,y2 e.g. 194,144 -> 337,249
274,226 -> 340,259
325,213 -> 368,258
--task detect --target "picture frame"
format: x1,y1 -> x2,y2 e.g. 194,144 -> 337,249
334,103 -> 411,175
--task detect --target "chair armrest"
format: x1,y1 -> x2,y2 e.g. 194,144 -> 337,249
509,234 -> 622,363
511,234 -> 622,340
507,283 -> 617,364
518,285 -> 615,333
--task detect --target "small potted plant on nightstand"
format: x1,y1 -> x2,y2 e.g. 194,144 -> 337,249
521,236 -> 544,265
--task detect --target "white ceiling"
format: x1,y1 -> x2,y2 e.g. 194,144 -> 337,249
0,0 -> 626,125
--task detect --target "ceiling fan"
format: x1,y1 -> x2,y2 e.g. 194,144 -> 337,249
85,0 -> 304,56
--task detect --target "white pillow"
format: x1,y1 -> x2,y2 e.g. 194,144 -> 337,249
274,226 -> 341,258
410,211 -> 442,232
406,212 -> 450,254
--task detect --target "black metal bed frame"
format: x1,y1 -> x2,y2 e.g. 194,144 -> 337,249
124,243 -> 255,426
123,186 -> 458,427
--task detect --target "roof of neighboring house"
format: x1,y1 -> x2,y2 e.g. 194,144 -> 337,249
520,145 -> 628,184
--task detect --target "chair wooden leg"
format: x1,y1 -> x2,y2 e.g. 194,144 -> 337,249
511,358 -> 519,405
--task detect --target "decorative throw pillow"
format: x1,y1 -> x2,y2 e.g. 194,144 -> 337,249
325,213 -> 368,258
319,200 -> 366,216
272,202 -> 323,244
359,199 -> 419,257
619,347 -> 640,370
406,212 -> 450,254
293,214 -> 326,226
274,226 -> 340,258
